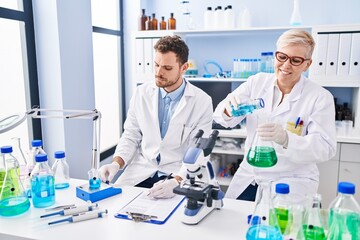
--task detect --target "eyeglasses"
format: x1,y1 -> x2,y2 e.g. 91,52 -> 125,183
275,51 -> 310,66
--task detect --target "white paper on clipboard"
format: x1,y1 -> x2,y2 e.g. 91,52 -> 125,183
114,191 -> 185,224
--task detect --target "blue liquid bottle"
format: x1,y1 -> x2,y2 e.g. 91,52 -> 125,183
30,154 -> 55,208
231,98 -> 265,117
52,151 -> 70,189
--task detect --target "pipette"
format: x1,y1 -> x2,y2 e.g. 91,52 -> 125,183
48,209 -> 108,225
41,203 -> 98,218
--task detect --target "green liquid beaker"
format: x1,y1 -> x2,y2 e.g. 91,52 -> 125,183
247,146 -> 277,167
0,158 -> 30,216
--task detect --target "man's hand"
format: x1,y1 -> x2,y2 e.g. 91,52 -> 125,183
147,178 -> 179,199
257,123 -> 288,147
99,162 -> 120,182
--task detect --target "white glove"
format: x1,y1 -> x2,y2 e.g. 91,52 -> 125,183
99,162 -> 120,182
147,178 -> 179,199
257,123 -> 288,147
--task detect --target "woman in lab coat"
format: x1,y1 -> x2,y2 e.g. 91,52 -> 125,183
100,35 -> 213,198
213,29 -> 337,202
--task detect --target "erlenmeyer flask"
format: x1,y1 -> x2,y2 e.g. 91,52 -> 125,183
246,180 -> 282,240
247,115 -> 278,168
302,194 -> 326,240
0,158 -> 30,216
283,204 -> 306,240
11,137 -> 27,182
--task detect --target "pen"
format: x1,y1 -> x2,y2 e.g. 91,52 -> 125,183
163,173 -> 173,182
295,117 -> 301,129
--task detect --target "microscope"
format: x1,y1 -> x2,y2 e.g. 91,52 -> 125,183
173,130 -> 224,225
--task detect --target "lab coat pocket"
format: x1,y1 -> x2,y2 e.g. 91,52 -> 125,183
165,123 -> 193,147
286,122 -> 303,136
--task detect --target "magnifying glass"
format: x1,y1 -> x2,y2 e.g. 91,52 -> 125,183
0,113 -> 27,134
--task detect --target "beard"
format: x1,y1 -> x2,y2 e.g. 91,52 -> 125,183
155,72 -> 182,89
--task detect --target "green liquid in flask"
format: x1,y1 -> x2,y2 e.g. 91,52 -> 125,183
247,146 -> 277,167
302,225 -> 326,240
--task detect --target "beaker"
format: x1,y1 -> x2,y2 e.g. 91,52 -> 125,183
302,194 -> 326,240
88,168 -> 101,189
0,158 -> 30,216
246,179 -> 282,240
247,114 -> 278,168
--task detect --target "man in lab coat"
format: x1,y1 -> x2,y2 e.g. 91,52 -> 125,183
213,29 -> 337,202
99,35 -> 213,198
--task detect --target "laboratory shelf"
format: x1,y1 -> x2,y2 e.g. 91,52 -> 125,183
186,77 -> 247,83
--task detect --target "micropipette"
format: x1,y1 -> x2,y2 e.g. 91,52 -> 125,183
48,209 -> 108,225
41,203 -> 98,218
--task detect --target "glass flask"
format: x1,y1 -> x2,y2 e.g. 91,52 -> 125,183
302,194 -> 326,240
30,154 -> 55,208
247,114 -> 278,168
52,151 -> 70,189
283,204 -> 306,240
231,98 -> 265,117
246,180 -> 282,240
0,148 -> 30,216
272,183 -> 292,234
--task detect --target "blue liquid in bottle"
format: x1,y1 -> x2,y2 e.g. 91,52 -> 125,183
246,225 -> 283,240
231,98 -> 264,117
31,175 -> 55,208
89,177 -> 101,189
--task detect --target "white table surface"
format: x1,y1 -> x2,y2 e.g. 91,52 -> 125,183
0,179 -> 255,240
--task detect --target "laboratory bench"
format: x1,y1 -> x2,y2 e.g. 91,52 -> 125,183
0,179 -> 254,240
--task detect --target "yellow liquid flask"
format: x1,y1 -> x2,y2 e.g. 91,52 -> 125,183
246,180 -> 282,240
0,146 -> 30,216
247,115 -> 278,168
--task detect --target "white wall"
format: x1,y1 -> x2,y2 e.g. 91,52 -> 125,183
32,0 -> 95,179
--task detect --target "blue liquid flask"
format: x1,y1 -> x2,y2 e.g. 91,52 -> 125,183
246,180 -> 282,240
231,98 -> 264,117
52,151 -> 70,189
0,146 -> 30,216
30,154 -> 55,208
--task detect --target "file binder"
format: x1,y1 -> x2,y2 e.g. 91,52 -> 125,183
135,38 -> 145,74
325,33 -> 340,76
314,33 -> 328,75
115,191 -> 185,224
337,33 -> 352,76
144,38 -> 153,74
349,33 -> 360,76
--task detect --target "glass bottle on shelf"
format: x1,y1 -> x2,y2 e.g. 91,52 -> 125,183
302,194 -> 326,240
145,16 -> 152,30
168,13 -> 176,30
246,179 -> 282,240
151,13 -> 158,30
247,113 -> 278,168
0,146 -> 30,216
138,8 -> 147,31
159,16 -> 167,30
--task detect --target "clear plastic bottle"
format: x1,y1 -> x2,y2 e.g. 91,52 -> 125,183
224,5 -> 235,29
138,8 -> 147,31
0,147 -> 30,216
52,151 -> 70,189
30,153 -> 55,208
168,13 -> 176,30
213,6 -> 224,29
159,16 -> 167,30
272,183 -> 292,234
203,7 -> 214,30
327,182 -> 360,240
231,98 -> 265,117
302,194 -> 326,240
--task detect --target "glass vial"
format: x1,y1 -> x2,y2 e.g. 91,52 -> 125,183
151,13 -> 158,30
52,151 -> 70,189
159,16 -> 167,30
0,146 -> 30,216
290,0 -> 302,26
138,8 -> 147,31
30,154 -> 55,208
168,13 -> 176,30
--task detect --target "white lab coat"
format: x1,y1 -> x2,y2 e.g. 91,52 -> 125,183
114,80 -> 213,186
213,73 -> 337,201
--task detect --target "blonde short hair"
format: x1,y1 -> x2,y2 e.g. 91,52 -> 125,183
276,29 -> 315,59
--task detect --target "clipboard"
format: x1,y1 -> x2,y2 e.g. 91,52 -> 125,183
114,191 -> 185,224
